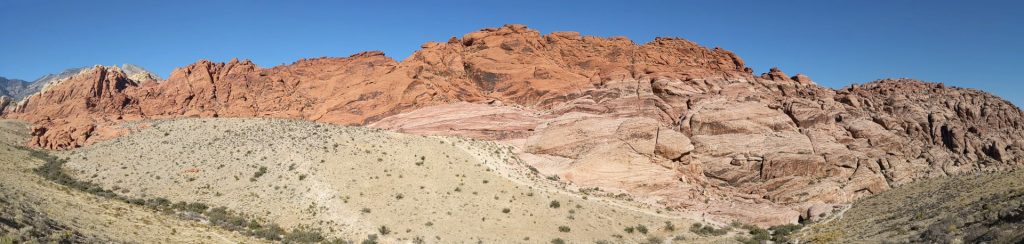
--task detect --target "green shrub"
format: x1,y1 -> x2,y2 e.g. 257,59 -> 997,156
549,200 -> 561,208
550,238 -> 566,244
637,225 -> 648,234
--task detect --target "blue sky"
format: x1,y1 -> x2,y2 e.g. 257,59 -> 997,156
1,0 -> 1021,105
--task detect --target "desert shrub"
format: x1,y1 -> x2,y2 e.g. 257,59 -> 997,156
361,234 -> 379,244
747,226 -> 770,242
624,226 -> 635,233
558,226 -> 571,232
769,224 -> 803,242
646,236 -> 664,244
251,166 -> 268,180
546,175 -> 560,181
378,225 -> 391,235
502,208 -> 511,213
664,221 -> 675,231
636,225 -> 649,234
253,224 -> 286,241
550,238 -> 566,244
184,202 -> 208,213
284,228 -> 325,243
361,208 -> 371,213
128,198 -> 145,206
298,174 -> 307,180
689,223 -> 729,236
146,198 -> 172,209
549,200 -> 561,209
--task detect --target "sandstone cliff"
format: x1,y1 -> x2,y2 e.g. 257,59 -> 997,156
5,24 -> 1022,226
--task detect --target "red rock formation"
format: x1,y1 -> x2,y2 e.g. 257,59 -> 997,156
6,24 -> 1023,226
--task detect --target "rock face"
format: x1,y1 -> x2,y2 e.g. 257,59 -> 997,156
5,24 -> 1023,226
0,65 -> 159,103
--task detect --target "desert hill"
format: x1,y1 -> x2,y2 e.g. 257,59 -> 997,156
799,168 -> 1024,243
0,120 -> 263,243
49,117 -> 742,243
2,24 -> 1023,227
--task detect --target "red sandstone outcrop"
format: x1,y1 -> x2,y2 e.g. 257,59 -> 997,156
5,24 -> 1023,226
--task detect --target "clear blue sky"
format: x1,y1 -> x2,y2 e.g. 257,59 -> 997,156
1,0 -> 1021,106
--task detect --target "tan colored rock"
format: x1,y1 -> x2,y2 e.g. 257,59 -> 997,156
0,96 -> 10,115
689,101 -> 797,136
655,128 -> 694,160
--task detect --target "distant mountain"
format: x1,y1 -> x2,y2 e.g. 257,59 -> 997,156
0,76 -> 31,100
0,64 -> 160,102
119,64 -> 160,83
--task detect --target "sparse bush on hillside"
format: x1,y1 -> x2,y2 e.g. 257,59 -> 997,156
378,225 -> 391,235
283,227 -> 325,243
253,224 -> 286,241
663,221 -> 675,231
636,225 -> 649,234
550,238 -> 566,244
549,200 -> 561,208
624,226 -> 635,233
558,226 -> 571,232
251,166 -> 268,181
689,223 -> 728,236
768,224 -> 803,242
361,234 -> 379,244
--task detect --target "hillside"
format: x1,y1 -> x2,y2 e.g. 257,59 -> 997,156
3,24 -> 1023,227
798,168 -> 1024,243
53,117 -> 745,243
0,120 -> 261,243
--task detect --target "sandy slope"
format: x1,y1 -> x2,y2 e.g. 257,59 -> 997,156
0,120 -> 262,243
57,118 -> 739,243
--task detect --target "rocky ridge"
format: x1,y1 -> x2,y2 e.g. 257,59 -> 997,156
4,24 -> 1022,226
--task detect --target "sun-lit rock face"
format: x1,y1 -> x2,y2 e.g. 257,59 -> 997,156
6,24 -> 1023,226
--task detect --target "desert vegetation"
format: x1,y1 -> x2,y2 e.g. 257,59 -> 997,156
27,147 -> 345,243
38,118 -> 727,243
